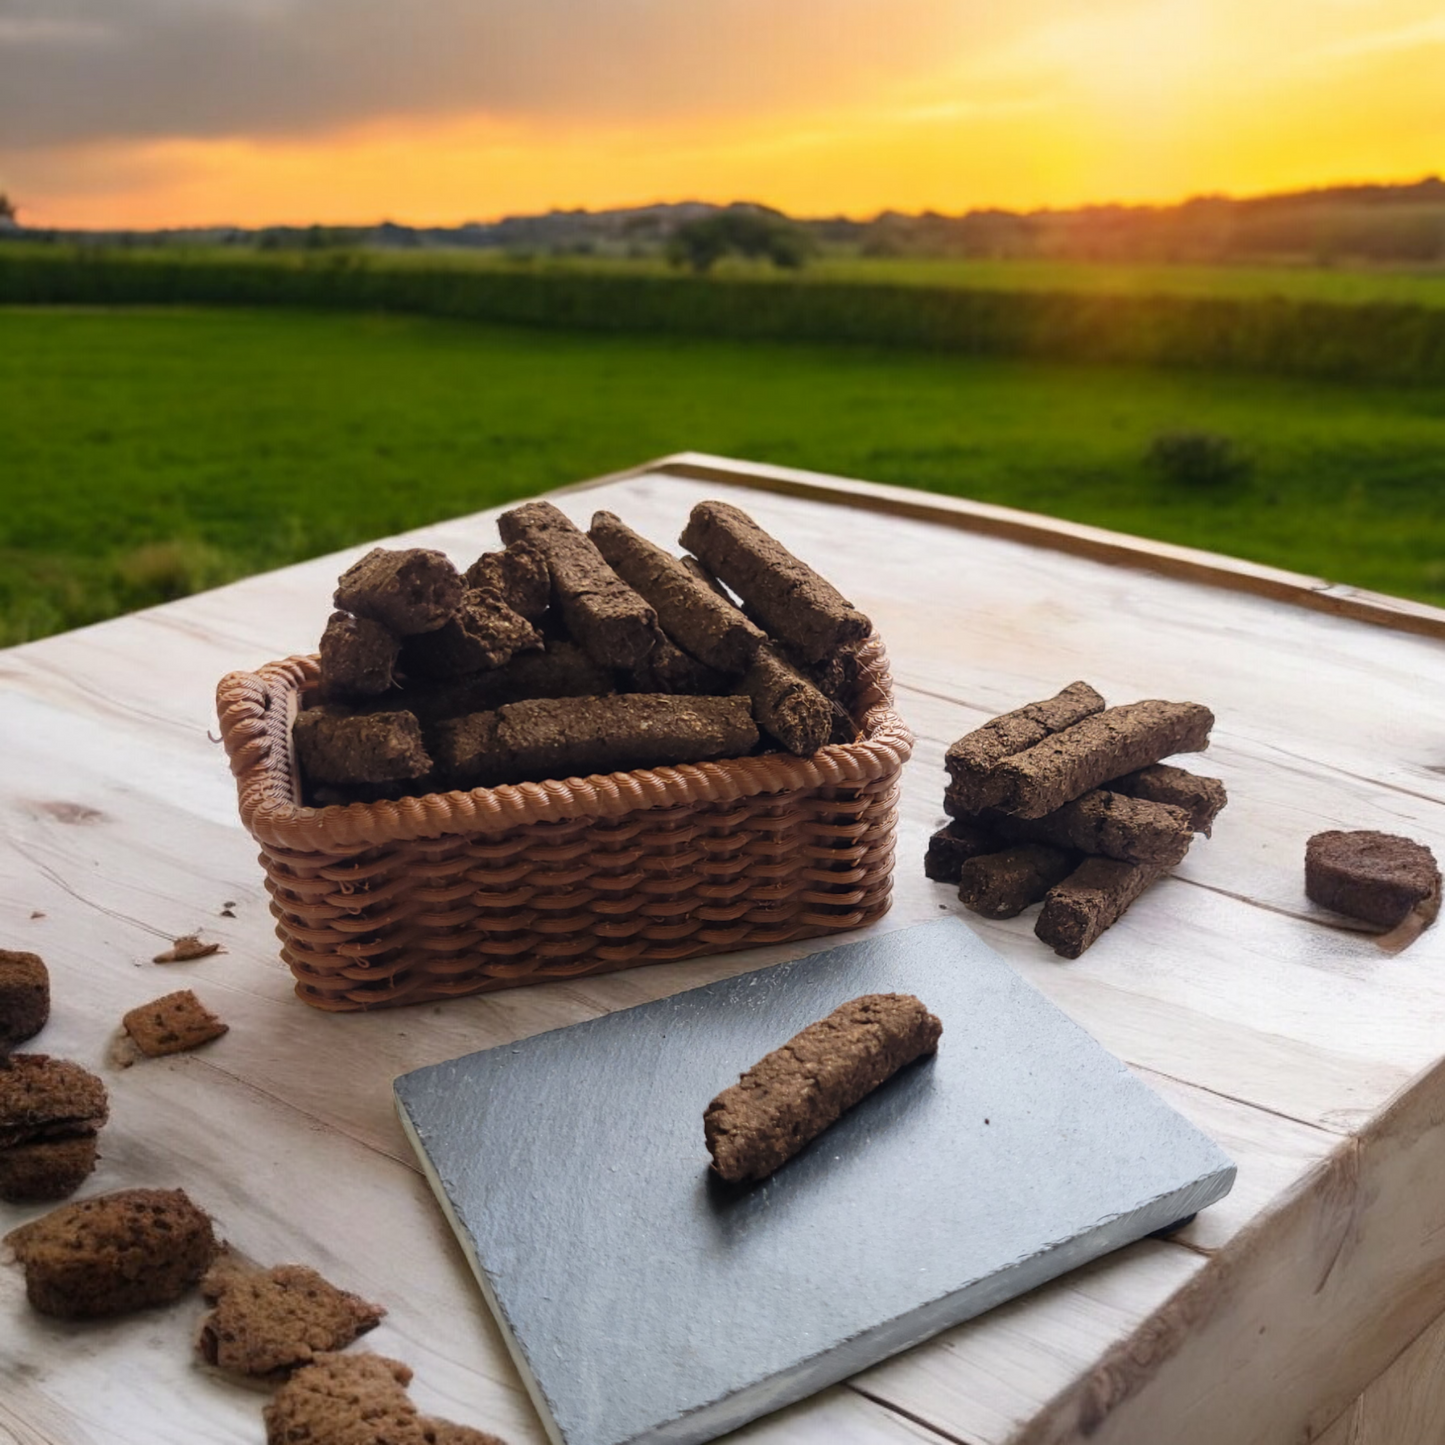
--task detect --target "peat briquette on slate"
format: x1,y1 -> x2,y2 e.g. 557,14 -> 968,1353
704,993 -> 942,1184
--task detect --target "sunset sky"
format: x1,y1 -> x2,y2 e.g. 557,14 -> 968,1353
3,0 -> 1443,229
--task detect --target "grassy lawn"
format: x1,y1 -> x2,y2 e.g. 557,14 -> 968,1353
3,304 -> 1443,645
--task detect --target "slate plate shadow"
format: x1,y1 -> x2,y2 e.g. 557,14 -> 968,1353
394,917 -> 1234,1445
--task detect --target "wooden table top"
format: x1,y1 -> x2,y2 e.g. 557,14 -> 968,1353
4,453 -> 1445,1445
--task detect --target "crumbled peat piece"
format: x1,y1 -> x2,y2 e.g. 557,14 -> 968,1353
957,845 -> 1078,920
944,682 -> 1106,811
263,1353 -> 508,1445
1305,831 -> 1442,930
0,1054 -> 109,1149
498,501 -> 658,669
399,590 -> 542,681
924,820 -> 1005,883
1109,763 -> 1229,837
122,989 -> 228,1057
704,993 -> 942,1184
464,541 -> 550,621
0,949 -> 49,1046
589,510 -> 766,672
739,645 -> 832,756
5,1187 -> 218,1318
626,633 -> 728,696
198,1260 -> 386,1378
333,548 -> 463,636
989,701 -> 1215,820
434,695 -> 759,790
0,1053 -> 107,1203
402,641 -> 615,725
681,554 -> 731,599
0,1136 -> 99,1205
317,611 -> 400,700
293,707 -> 432,787
946,788 -> 1195,867
1035,857 -> 1167,959
679,500 -> 871,665
152,934 -> 222,963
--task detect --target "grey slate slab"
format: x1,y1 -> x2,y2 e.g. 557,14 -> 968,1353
394,917 -> 1234,1445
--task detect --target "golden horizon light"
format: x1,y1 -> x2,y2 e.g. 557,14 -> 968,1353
2,0 -> 1443,229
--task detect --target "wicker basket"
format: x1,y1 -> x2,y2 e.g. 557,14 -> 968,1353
216,635 -> 912,1011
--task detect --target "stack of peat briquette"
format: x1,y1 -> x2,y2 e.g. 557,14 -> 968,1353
292,500 -> 871,805
925,682 -> 1227,957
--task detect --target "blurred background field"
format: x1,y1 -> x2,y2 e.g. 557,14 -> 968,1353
6,6 -> 1445,646
4,291 -> 1443,645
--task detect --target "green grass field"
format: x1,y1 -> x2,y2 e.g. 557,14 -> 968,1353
4,304 -> 1444,645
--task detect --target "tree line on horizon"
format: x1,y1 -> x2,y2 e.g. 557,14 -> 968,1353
3,177 -> 1443,269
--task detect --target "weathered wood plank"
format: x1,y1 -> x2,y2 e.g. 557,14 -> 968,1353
637,452 -> 1445,642
1002,1054 -> 1445,1444
1331,1305 -> 1445,1445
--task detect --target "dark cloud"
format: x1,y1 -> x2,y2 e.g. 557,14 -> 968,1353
0,0 -> 1051,148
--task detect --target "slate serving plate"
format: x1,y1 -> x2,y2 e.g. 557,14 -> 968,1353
395,917 -> 1234,1445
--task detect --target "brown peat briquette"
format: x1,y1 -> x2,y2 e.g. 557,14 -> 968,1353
399,589 -> 542,680
1035,857 -> 1167,959
333,548 -> 463,636
0,949 -> 49,1046
681,554 -> 731,599
957,845 -> 1078,920
435,694 -> 759,789
198,1261 -> 386,1378
739,646 -> 833,756
989,700 -> 1215,820
402,640 -> 615,724
293,707 -> 432,787
679,500 -> 871,665
590,511 -> 841,752
6,1187 -> 218,1318
590,510 -> 766,672
498,501 -> 658,669
1305,830 -> 1442,929
122,989 -> 228,1057
924,820 -> 1005,884
1109,763 -> 1229,837
317,611 -> 400,699
946,788 -> 1194,867
465,541 -> 550,621
704,993 -> 942,1184
945,681 -> 1106,811
626,632 -> 727,696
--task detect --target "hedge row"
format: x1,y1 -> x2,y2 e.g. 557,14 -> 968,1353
4,247 -> 1445,384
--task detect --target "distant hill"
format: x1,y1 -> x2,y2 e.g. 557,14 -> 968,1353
844,178 -> 1445,266
8,181 -> 1445,266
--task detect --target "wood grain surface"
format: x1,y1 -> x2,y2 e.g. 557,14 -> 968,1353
3,456 -> 1444,1445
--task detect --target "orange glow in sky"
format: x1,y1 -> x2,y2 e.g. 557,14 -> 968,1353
4,0 -> 1444,227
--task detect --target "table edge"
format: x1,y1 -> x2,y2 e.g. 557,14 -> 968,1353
554,452 -> 1445,643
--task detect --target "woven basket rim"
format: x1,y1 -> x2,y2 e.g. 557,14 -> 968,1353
217,633 -> 913,853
